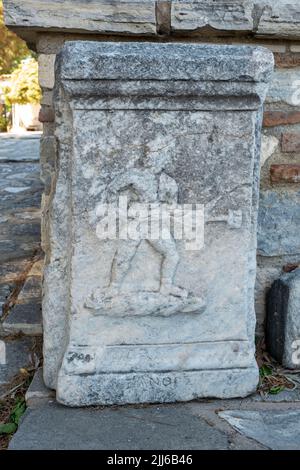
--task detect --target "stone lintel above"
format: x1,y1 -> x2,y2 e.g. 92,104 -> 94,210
4,1 -> 300,44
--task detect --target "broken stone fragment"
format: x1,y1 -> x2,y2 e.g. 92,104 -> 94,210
267,268 -> 300,369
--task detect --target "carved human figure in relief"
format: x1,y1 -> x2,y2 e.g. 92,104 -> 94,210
85,159 -> 206,317
103,168 -> 187,298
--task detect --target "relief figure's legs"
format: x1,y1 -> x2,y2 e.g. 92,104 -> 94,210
148,237 -> 187,298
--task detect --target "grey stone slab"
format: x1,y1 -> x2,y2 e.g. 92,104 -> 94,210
3,0 -> 157,36
219,409 -> 300,450
266,268 -> 300,369
266,69 -> 300,107
252,387 -> 300,402
0,134 -> 40,162
3,302 -> 42,336
43,41 -> 272,405
0,162 -> 42,200
25,368 -> 55,406
0,337 -> 35,387
5,0 -> 300,40
171,0 -> 254,34
257,1 -> 300,39
258,190 -> 300,257
171,1 -> 300,40
17,273 -> 42,304
9,401 -> 230,450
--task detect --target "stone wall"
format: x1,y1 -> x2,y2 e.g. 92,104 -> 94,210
3,0 -> 300,337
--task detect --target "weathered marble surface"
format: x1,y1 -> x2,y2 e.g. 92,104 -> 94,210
44,42 -> 273,406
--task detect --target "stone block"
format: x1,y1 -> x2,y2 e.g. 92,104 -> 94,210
266,268 -> 300,369
3,0 -> 157,37
263,111 -> 300,127
170,1 -> 300,40
290,45 -> 300,53
260,134 -> 279,167
41,90 -> 53,107
270,164 -> 300,183
39,106 -> 55,123
156,0 -> 171,35
40,136 -> 56,196
38,54 -> 56,89
281,133 -> 300,153
43,42 -> 273,406
256,1 -> 300,39
171,1 -> 254,34
274,52 -> 300,68
25,368 -> 55,406
2,303 -> 42,336
266,69 -> 300,107
258,190 -> 300,256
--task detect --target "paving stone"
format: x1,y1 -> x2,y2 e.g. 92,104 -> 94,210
219,409 -> 300,450
0,134 -> 40,162
3,303 -> 42,336
252,387 -> 300,402
9,402 -> 230,450
25,368 -> 55,406
0,337 -> 35,388
170,1 -> 300,40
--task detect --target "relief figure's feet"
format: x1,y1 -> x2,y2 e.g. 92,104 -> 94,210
160,283 -> 188,299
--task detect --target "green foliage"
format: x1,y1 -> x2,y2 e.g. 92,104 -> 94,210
0,0 -> 31,75
0,114 -> 8,132
269,385 -> 285,395
0,398 -> 26,435
5,57 -> 41,104
259,364 -> 273,378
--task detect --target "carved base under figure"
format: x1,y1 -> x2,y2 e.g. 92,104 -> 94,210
85,289 -> 206,317
56,367 -> 259,407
